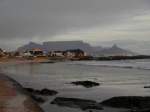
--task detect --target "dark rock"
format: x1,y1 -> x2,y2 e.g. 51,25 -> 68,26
31,95 -> 45,103
71,81 -> 100,88
40,88 -> 58,96
101,96 -> 150,109
51,97 -> 103,111
144,86 -> 150,88
24,87 -> 58,104
131,108 -> 150,112
24,88 -> 58,96
24,88 -> 35,93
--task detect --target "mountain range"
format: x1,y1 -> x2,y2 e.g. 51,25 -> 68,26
97,40 -> 150,55
17,41 -> 137,56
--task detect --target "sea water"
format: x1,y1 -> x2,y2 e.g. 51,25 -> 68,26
1,60 -> 150,112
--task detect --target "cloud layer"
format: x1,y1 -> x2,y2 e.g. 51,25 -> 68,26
0,0 -> 150,50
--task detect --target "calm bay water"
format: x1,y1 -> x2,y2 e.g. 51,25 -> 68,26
1,60 -> 150,88
1,60 -> 150,112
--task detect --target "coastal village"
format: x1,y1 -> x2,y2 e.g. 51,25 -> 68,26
1,45 -> 150,112
0,47 -> 90,63
0,41 -> 150,63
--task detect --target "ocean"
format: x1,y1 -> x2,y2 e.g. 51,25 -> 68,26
1,60 -> 150,112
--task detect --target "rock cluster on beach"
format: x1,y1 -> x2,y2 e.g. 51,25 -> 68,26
71,80 -> 100,88
50,96 -> 150,112
51,97 -> 103,111
144,86 -> 150,88
24,88 -> 58,96
24,88 -> 58,103
101,96 -> 150,112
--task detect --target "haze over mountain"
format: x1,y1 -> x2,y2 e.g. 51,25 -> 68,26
97,40 -> 150,55
96,44 -> 136,56
18,41 -> 93,54
17,41 -> 136,56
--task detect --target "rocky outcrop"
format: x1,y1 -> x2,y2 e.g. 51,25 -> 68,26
144,86 -> 150,88
97,44 -> 136,56
71,81 -> 100,88
51,97 -> 103,111
24,88 -> 58,96
101,96 -> 150,112
24,88 -> 58,104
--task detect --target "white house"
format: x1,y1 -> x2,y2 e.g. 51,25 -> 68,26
49,51 -> 64,57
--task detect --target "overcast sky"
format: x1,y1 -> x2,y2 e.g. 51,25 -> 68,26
0,0 -> 150,50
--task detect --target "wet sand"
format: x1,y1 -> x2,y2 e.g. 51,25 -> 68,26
0,57 -> 50,64
0,73 -> 43,112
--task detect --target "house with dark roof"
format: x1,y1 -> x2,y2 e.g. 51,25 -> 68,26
0,48 -> 4,57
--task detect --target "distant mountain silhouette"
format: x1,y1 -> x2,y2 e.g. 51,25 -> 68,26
18,41 -> 93,54
17,42 -> 43,51
96,44 -> 137,56
98,40 -> 150,55
17,41 -> 136,56
43,41 -> 93,53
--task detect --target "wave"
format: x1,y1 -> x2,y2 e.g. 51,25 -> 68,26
68,60 -> 150,71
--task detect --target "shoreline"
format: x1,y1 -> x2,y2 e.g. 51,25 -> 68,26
1,55 -> 150,66
0,73 -> 43,112
0,57 -> 53,67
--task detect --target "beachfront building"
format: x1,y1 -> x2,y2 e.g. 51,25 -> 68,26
23,51 -> 33,57
30,48 -> 43,56
64,49 -> 86,58
0,48 -> 4,57
48,49 -> 87,59
49,51 -> 64,57
23,48 -> 44,57
0,48 -> 8,57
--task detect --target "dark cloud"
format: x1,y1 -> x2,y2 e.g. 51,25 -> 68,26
0,0 -> 150,49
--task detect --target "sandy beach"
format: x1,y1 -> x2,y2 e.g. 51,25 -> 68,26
0,57 -> 51,65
